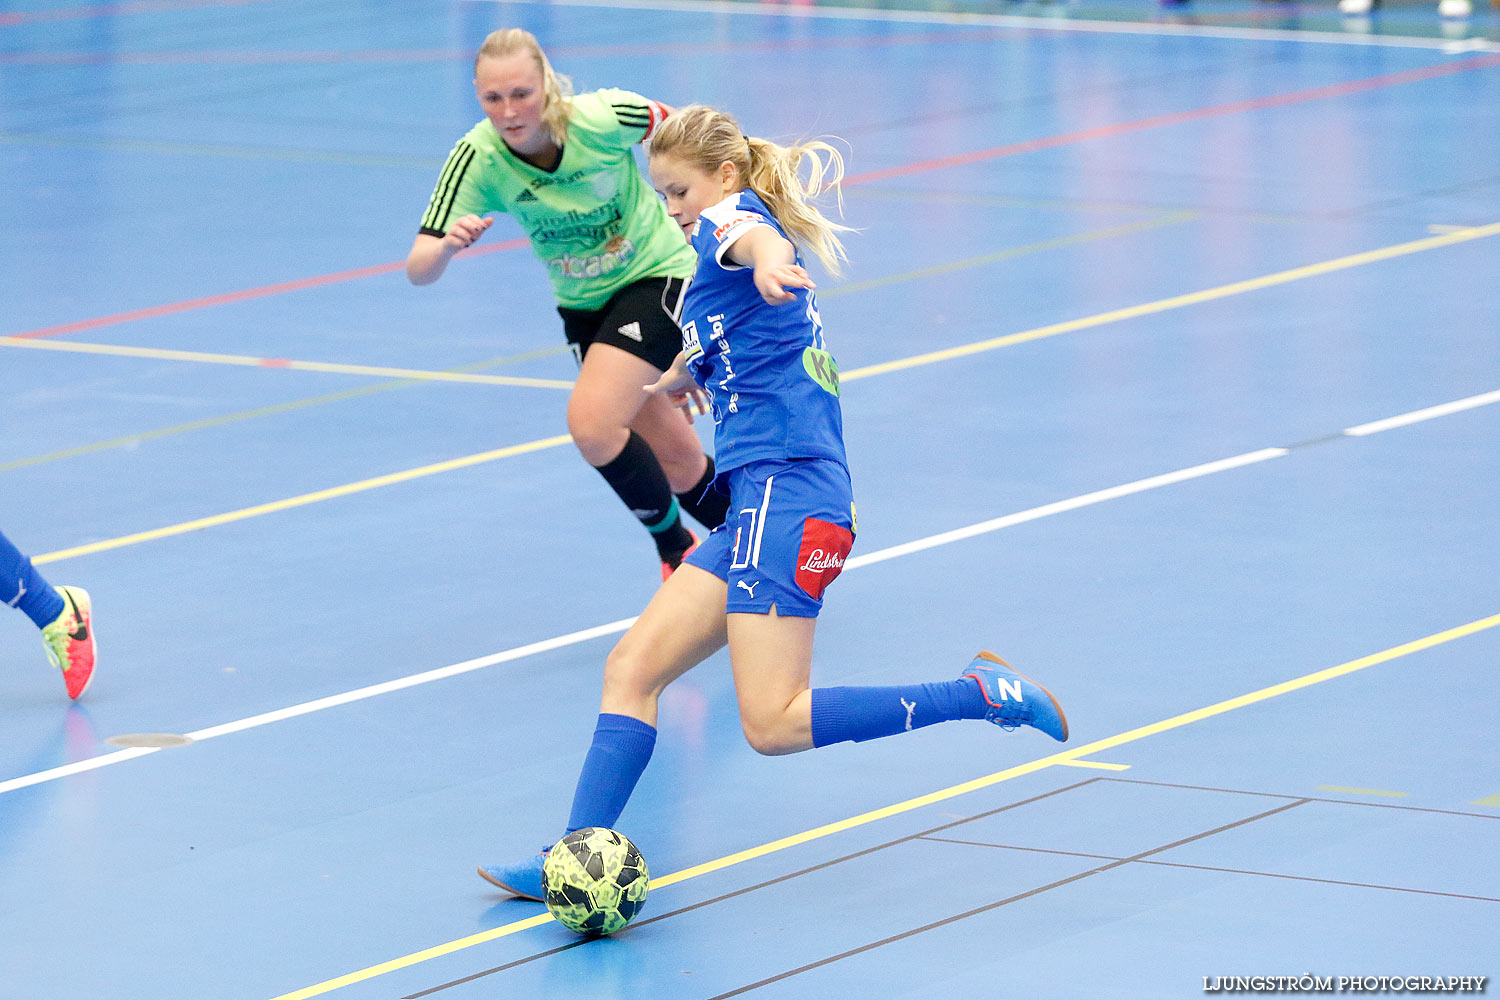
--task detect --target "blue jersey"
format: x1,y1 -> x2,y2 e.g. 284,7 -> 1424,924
681,189 -> 846,475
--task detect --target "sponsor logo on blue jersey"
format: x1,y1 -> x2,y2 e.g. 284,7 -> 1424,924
681,190 -> 847,473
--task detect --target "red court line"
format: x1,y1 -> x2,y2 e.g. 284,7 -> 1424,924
9,239 -> 529,341
0,0 -> 277,26
845,51 -> 1500,187
0,28 -> 1024,65
0,48 -> 468,66
11,51 -> 1497,342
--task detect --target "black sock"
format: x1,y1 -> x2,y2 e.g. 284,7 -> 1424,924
677,454 -> 730,530
595,431 -> 694,558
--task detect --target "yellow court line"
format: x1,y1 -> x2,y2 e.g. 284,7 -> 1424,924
0,215 -> 1168,473
0,214 -> 1181,389
268,611 -> 1500,1000
33,222 -> 1500,566
0,346 -> 572,474
0,130 -> 443,170
33,435 -> 574,566
10,217 -> 1491,399
1057,759 -> 1132,771
840,221 -> 1500,383
857,186 -> 1307,226
0,336 -> 575,390
821,212 -> 1196,299
0,215 -> 1177,475
1315,785 -> 1409,798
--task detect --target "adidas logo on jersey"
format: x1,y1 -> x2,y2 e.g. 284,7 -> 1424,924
617,321 -> 643,342
515,189 -> 537,202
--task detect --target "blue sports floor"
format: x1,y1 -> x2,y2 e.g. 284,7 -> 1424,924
2,1 -> 1499,997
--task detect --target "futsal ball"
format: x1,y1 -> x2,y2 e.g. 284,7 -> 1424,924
542,827 -> 650,936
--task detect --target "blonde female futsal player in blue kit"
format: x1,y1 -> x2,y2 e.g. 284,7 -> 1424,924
480,106 -> 1068,899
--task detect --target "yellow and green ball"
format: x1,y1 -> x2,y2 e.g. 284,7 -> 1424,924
543,827 -> 650,936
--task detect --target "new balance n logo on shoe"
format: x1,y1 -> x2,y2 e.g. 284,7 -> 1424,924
963,651 -> 1068,742
617,321 -> 643,342
515,189 -> 537,202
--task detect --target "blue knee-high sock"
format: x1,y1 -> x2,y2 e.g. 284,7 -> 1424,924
809,679 -> 988,748
565,713 -> 658,834
0,530 -> 63,629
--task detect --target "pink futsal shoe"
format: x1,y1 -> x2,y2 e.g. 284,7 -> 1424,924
41,585 -> 96,699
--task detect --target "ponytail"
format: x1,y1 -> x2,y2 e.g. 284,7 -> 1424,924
650,105 -> 853,274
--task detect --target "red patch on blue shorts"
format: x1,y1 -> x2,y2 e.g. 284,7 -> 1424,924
795,517 -> 853,600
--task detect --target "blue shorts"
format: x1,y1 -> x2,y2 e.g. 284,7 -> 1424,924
685,458 -> 857,618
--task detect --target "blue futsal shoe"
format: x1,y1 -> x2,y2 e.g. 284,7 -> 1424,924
478,848 -> 549,901
962,651 -> 1069,742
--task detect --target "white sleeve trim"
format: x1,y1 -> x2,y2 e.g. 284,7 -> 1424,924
643,99 -> 669,139
701,197 -> 773,271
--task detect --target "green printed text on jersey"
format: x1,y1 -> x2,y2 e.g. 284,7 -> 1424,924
419,89 -> 695,310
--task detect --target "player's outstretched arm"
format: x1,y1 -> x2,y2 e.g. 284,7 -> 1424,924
406,215 -> 494,285
726,226 -> 814,305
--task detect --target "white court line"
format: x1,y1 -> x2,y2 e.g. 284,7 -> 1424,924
1343,388 -> 1500,437
1,388 -> 1494,799
0,619 -> 636,796
846,448 -> 1287,570
468,0 -> 1500,52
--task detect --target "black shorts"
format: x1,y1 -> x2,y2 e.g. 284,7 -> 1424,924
557,275 -> 688,374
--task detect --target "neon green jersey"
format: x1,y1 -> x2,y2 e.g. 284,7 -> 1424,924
419,89 -> 695,310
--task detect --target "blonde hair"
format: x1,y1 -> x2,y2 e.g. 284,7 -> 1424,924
474,28 -> 574,144
649,105 -> 853,275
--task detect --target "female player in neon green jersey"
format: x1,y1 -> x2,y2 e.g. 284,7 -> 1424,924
407,29 -> 728,577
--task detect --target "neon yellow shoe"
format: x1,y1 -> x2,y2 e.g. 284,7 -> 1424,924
41,585 -> 95,699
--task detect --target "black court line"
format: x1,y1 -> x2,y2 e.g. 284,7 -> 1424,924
1284,432 -> 1351,450
920,837 -> 1500,904
698,799 -> 1311,999
409,780 -> 1305,998
696,780 -> 1500,996
1098,777 -> 1500,821
407,780 -> 1500,997
403,779 -> 1104,998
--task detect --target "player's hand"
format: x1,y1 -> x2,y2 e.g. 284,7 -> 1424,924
680,386 -> 710,420
644,351 -> 698,403
753,263 -> 813,305
443,215 -> 493,252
